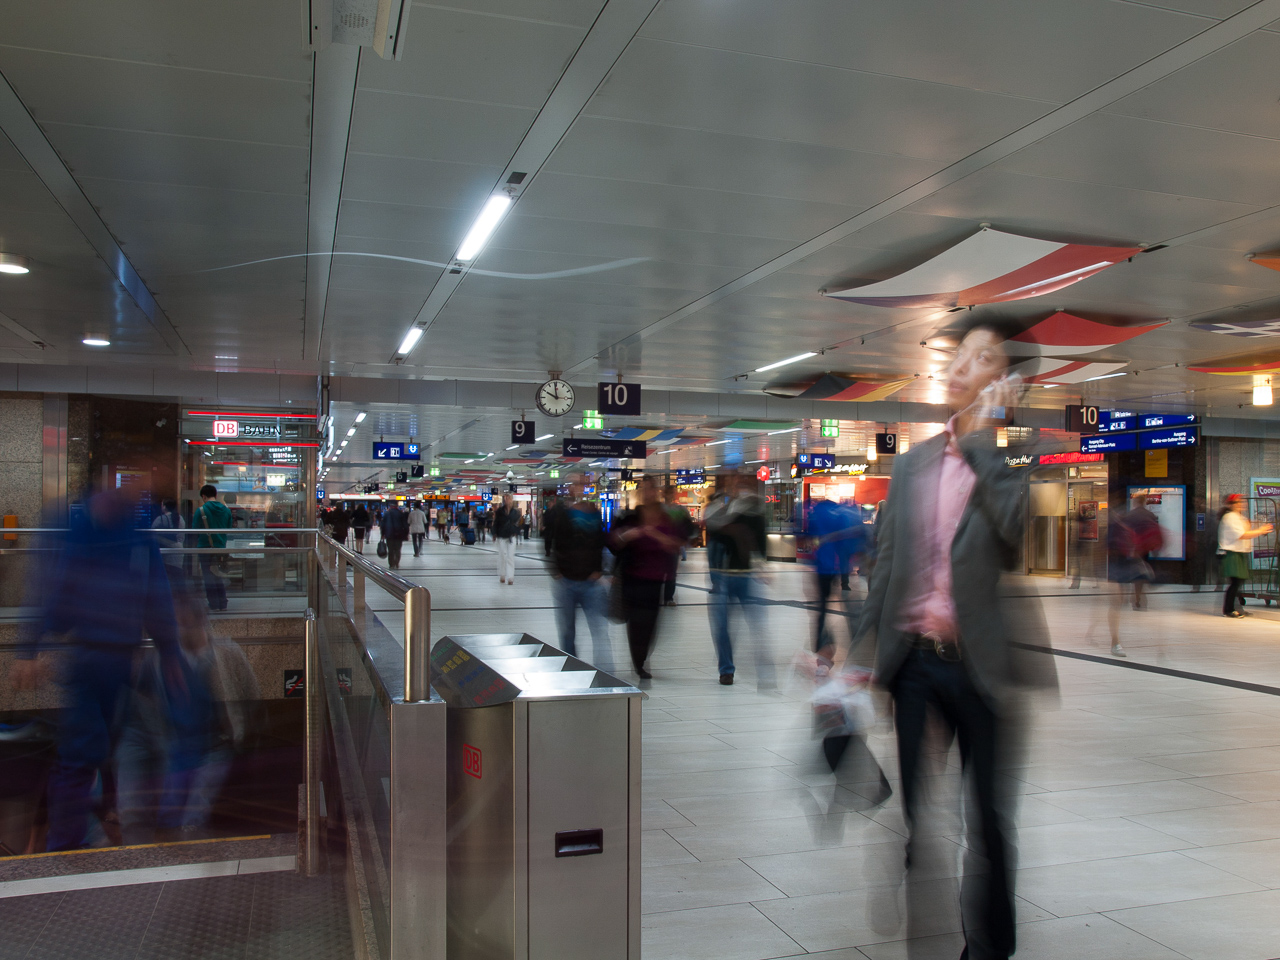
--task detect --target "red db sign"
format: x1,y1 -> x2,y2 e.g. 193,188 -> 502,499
463,743 -> 482,779
213,420 -> 240,438
756,466 -> 770,482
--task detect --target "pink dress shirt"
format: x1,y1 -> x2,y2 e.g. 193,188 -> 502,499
898,418 -> 977,642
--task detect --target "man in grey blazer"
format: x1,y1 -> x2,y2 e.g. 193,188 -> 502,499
854,322 -> 1056,960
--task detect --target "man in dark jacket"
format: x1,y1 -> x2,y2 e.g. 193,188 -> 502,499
493,494 -> 522,584
854,323 -> 1057,960
548,480 -> 609,660
193,484 -> 233,611
380,502 -> 410,570
703,472 -> 772,687
10,490 -> 181,850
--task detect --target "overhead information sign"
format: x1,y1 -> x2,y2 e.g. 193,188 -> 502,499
373,442 -> 421,461
597,381 -> 641,416
796,453 -> 835,470
1139,427 -> 1198,449
675,469 -> 705,485
1081,433 -> 1137,454
562,438 -> 648,459
511,420 -> 536,444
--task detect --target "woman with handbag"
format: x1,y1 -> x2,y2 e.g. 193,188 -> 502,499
609,479 -> 681,680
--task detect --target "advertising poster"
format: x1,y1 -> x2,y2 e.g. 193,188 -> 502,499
1077,501 -> 1099,541
1127,485 -> 1186,561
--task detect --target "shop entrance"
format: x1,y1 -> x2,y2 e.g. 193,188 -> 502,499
1027,458 -> 1109,579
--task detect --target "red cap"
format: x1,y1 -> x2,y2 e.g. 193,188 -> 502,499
1226,493 -> 1244,504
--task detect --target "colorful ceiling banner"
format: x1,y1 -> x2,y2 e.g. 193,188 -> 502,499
1011,357 -> 1128,384
1187,360 -> 1280,375
823,228 -> 1141,309
1005,311 -> 1165,356
764,373 -> 916,402
1189,318 -> 1280,339
1250,254 -> 1280,274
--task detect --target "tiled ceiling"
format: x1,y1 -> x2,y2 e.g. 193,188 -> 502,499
4,0 -> 1280,428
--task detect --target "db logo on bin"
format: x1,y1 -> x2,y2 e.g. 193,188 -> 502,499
213,419 -> 240,438
463,743 -> 482,780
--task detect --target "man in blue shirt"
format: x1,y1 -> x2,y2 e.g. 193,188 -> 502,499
11,490 -> 181,850
805,496 -> 866,662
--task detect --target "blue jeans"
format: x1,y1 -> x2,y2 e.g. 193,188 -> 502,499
708,572 -> 770,680
554,577 -> 610,665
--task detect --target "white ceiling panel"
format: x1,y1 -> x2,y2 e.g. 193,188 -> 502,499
640,0 -> 1207,103
587,38 -> 1053,162
347,91 -> 536,165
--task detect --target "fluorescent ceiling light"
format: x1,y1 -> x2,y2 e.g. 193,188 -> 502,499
506,445 -> 519,450
214,354 -> 237,360
464,459 -> 474,464
456,195 -> 513,261
81,337 -> 111,347
706,439 -> 731,446
0,254 -> 31,275
755,352 -> 817,373
706,464 -> 720,468
397,327 -> 424,355
346,428 -> 356,437
355,412 -> 367,422
745,459 -> 765,464
1079,371 -> 1128,383
768,427 -> 802,435
535,433 -> 553,441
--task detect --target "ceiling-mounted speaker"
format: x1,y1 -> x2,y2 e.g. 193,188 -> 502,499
305,0 -> 411,59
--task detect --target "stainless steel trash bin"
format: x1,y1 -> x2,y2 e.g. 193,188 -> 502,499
430,633 -> 644,960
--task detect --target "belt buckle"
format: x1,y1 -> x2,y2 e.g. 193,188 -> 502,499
923,632 -> 961,662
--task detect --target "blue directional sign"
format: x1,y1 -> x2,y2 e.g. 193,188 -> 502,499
406,443 -> 420,457
1139,427 -> 1198,449
1140,414 -> 1197,429
316,487 -> 325,499
1081,433 -> 1137,454
675,469 -> 705,486
373,442 -> 420,461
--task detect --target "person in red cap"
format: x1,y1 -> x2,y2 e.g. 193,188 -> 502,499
1218,494 -> 1272,618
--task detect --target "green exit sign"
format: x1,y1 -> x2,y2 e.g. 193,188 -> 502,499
582,410 -> 604,430
428,466 -> 440,476
821,425 -> 839,438
550,469 -> 561,479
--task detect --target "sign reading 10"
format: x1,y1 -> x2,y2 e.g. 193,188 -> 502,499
598,381 -> 641,415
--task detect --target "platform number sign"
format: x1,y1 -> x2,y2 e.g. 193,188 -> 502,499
463,743 -> 483,780
1066,404 -> 1101,434
598,381 -> 641,416
511,420 -> 536,444
875,433 -> 897,455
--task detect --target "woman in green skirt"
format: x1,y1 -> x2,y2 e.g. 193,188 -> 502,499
1218,494 -> 1272,618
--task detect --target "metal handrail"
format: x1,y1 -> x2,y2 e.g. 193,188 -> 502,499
318,532 -> 431,702
303,607 -> 320,877
0,528 -> 323,533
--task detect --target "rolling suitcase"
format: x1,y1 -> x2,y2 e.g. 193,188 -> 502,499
463,527 -> 476,545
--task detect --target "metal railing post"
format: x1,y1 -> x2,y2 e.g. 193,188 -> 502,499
403,585 -> 431,702
304,607 -> 320,876
354,566 -> 365,612
336,553 -> 346,599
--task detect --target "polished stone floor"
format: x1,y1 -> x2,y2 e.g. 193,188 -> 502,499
364,533 -> 1280,960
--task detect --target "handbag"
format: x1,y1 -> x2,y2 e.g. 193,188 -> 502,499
376,539 -> 388,558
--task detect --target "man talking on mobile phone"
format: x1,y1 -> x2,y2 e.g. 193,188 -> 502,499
853,321 -> 1056,960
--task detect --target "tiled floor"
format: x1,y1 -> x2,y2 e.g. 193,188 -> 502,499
375,535 -> 1280,960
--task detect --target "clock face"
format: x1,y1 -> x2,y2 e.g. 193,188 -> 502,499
536,379 -> 575,417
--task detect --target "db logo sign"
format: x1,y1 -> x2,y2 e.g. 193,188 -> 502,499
756,466 -> 770,482
213,420 -> 240,438
463,743 -> 482,780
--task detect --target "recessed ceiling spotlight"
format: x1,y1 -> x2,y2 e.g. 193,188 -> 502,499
82,337 -> 110,347
0,254 -> 31,275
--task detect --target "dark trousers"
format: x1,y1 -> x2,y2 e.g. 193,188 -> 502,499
814,572 -> 839,651
892,650 -> 1014,960
411,532 -> 424,555
623,578 -> 664,670
199,555 -> 227,610
47,648 -> 135,851
663,571 -> 676,604
1224,576 -> 1244,614
386,539 -> 404,569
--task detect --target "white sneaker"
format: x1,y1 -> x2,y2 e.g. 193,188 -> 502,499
1111,643 -> 1127,658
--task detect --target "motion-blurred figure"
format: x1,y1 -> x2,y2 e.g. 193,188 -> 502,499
611,478 -> 681,680
548,479 -> 610,663
854,323 -> 1056,960
1218,493 -> 1271,618
194,484 -> 233,612
804,495 -> 866,662
493,494 -> 522,584
1107,495 -> 1164,657
662,489 -> 695,606
10,490 -> 181,851
151,498 -> 186,582
704,472 -> 773,688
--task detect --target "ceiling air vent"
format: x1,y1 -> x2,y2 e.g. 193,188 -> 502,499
306,0 -> 412,60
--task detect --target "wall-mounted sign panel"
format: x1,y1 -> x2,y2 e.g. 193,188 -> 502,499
1139,427 -> 1197,449
1081,433 -> 1137,454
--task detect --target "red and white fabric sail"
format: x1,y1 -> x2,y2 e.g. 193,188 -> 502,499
823,229 -> 1141,309
1005,312 -> 1165,356
1011,357 -> 1128,385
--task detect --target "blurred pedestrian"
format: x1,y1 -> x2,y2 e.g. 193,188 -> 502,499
663,489 -> 695,606
151,497 -> 186,580
380,501 -> 409,570
1107,495 -> 1163,657
854,323 -> 1056,960
805,495 -> 866,662
548,479 -> 610,662
351,503 -> 370,554
704,472 -> 773,688
10,490 -> 182,851
408,502 -> 428,556
1218,493 -> 1271,618
331,502 -> 350,546
494,494 -> 522,584
611,478 -> 682,679
194,484 -> 232,612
